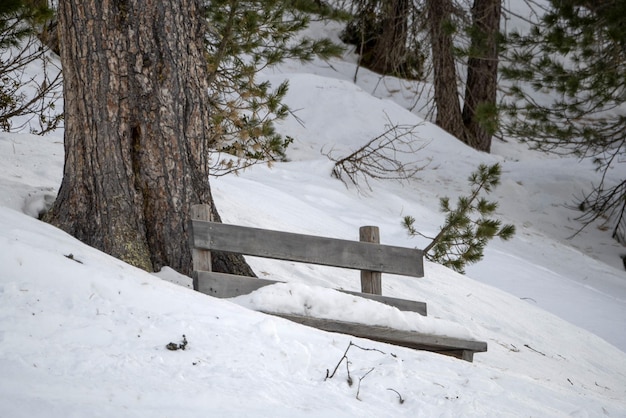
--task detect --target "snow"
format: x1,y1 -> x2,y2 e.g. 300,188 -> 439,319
2,14 -> 626,418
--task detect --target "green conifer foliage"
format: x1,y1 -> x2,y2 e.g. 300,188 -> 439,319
204,0 -> 343,174
0,0 -> 57,132
501,0 -> 625,239
1,1 -> 51,48
404,163 -> 515,274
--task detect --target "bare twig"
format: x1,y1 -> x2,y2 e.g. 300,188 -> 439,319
387,388 -> 405,404
326,342 -> 353,381
356,367 -> 375,401
572,178 -> 626,242
1,34 -> 63,134
349,342 -> 386,355
325,341 -> 402,402
524,344 -> 546,356
323,115 -> 430,191
325,341 -> 386,381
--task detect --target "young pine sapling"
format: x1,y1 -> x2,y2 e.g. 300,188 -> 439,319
404,163 -> 515,274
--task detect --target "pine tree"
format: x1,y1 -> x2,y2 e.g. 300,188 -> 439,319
340,0 -> 426,80
44,0 -> 343,275
404,163 -> 515,274
205,0 -> 343,174
501,0 -> 625,241
338,1 -> 502,152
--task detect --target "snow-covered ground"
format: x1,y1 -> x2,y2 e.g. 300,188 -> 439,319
1,17 -> 626,418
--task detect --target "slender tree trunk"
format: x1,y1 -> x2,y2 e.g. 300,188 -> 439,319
367,0 -> 410,75
46,0 -> 254,277
462,0 -> 501,152
426,0 -> 466,141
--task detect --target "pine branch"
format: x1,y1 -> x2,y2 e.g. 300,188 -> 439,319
405,163 -> 515,273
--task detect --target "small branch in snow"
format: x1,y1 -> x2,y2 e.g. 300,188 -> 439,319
325,341 -> 385,381
326,341 -> 403,404
524,344 -> 545,356
64,253 -> 83,264
387,388 -> 405,404
326,342 -> 351,381
356,367 -> 375,401
595,381 -> 610,390
496,341 -> 520,352
345,359 -> 353,387
349,342 -> 386,355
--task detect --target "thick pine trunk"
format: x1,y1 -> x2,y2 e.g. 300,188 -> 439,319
426,0 -> 466,141
462,0 -> 501,153
46,0 -> 254,277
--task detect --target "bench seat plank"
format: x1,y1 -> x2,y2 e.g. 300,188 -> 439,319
191,221 -> 424,277
195,271 -> 427,316
264,312 -> 487,362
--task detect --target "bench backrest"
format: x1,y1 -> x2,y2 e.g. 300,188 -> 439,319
190,220 -> 424,277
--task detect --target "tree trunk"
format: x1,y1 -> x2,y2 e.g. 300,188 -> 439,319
462,0 -> 501,152
367,0 -> 410,75
46,0 -> 254,277
426,0 -> 466,141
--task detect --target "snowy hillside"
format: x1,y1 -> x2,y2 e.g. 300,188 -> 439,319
1,198 -> 625,417
2,13 -> 626,418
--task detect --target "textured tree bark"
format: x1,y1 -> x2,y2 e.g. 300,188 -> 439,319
46,0 -> 254,277
462,0 -> 501,153
426,0 -> 466,141
367,0 -> 410,76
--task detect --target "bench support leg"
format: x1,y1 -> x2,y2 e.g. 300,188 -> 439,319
191,204 -> 213,291
360,226 -> 382,295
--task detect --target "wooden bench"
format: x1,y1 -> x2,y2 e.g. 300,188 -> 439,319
189,204 -> 487,361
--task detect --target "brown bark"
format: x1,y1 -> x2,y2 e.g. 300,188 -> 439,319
462,0 -> 501,152
46,0 -> 254,277
367,0 -> 410,76
426,0 -> 466,141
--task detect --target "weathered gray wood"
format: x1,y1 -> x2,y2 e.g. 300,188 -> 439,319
195,271 -> 427,316
196,271 -> 281,298
359,226 -> 382,295
191,220 -> 424,277
461,350 -> 475,362
190,205 -> 212,291
265,312 -> 487,362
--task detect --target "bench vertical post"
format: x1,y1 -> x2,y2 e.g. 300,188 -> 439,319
191,204 -> 213,291
359,226 -> 382,295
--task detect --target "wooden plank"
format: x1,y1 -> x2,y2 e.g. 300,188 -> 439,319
195,271 -> 427,316
196,271 -> 281,298
349,290 -> 427,316
190,205 -> 213,291
265,312 -> 487,362
359,226 -> 382,295
191,220 -> 424,277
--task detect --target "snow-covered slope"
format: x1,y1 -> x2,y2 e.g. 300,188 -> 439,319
2,199 -> 625,417
2,74 -> 626,416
